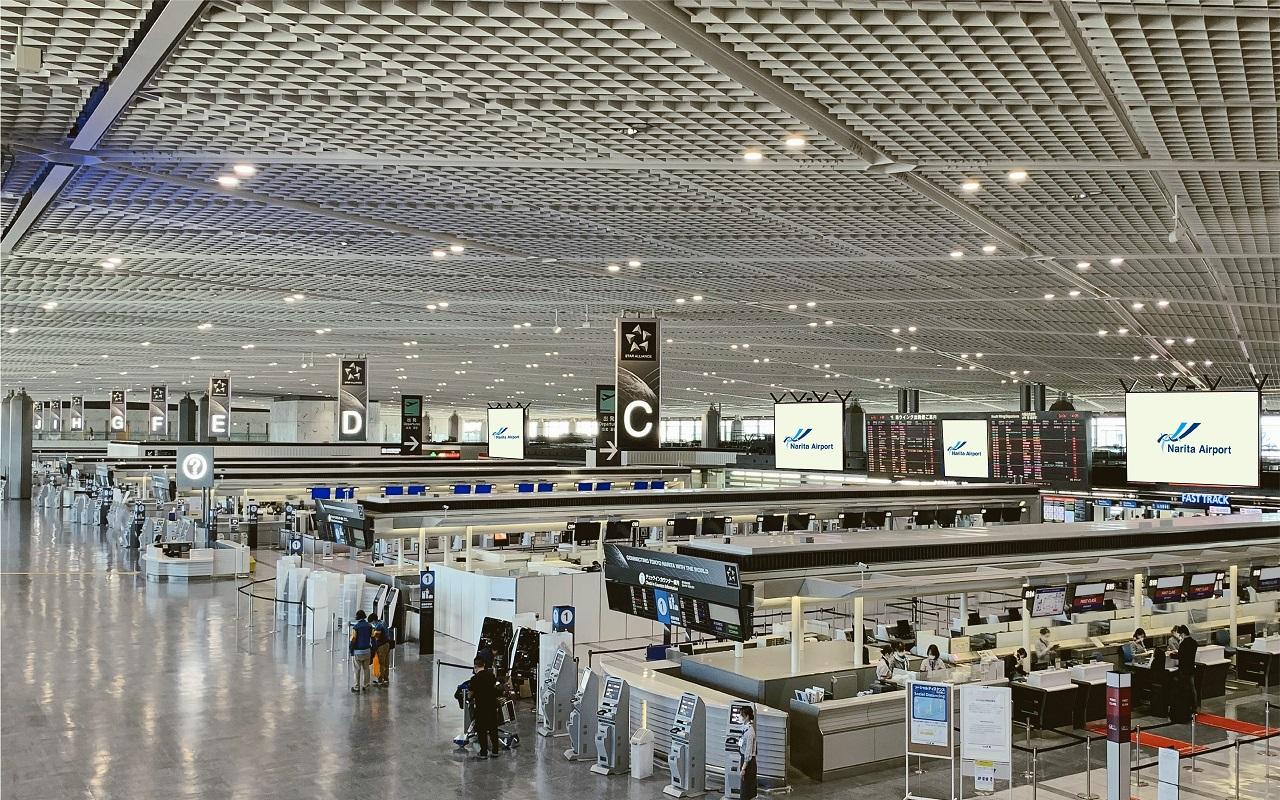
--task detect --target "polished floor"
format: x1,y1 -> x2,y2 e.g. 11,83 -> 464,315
3,501 -> 1277,800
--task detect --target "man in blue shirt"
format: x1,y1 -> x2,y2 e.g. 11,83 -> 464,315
349,610 -> 373,692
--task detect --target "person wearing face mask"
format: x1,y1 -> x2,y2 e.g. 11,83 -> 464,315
875,644 -> 896,683
1034,627 -> 1059,669
1168,625 -> 1199,723
892,640 -> 912,671
1130,628 -> 1149,656
923,644 -> 951,673
1013,647 -> 1031,679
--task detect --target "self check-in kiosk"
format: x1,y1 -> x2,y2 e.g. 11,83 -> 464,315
723,701 -> 753,800
538,646 -> 577,737
565,669 -> 601,761
664,692 -> 706,798
590,676 -> 630,775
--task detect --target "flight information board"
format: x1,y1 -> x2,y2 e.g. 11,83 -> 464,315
866,414 -> 941,479
989,411 -> 1090,489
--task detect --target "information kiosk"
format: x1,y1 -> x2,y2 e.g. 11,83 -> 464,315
723,701 -> 753,800
590,676 -> 630,775
538,646 -> 577,737
565,668 -> 602,761
664,692 -> 707,797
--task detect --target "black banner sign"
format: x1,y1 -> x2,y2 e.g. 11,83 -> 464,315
149,385 -> 168,438
338,358 -> 368,441
109,390 -> 127,437
401,394 -> 423,455
615,317 -> 661,451
604,544 -> 748,607
70,396 -> 84,432
596,384 -> 619,465
207,376 -> 230,439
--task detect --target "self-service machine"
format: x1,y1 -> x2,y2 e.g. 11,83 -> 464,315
565,668 -> 601,761
538,646 -> 577,737
664,692 -> 706,797
590,676 -> 630,775
722,701 -> 753,800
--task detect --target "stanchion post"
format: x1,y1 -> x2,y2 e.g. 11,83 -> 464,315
1134,724 -> 1147,788
1023,720 -> 1034,779
1031,748 -> 1038,800
1187,718 -> 1202,773
1076,732 -> 1098,800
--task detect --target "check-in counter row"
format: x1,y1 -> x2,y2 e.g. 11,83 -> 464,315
599,656 -> 789,788
140,541 -> 250,582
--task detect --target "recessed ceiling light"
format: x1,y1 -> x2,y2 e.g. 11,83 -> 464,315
691,295 -> 703,302
232,163 -> 257,177
432,249 -> 446,258
784,135 -> 807,149
787,304 -> 797,310
1117,328 -> 1129,335
1068,290 -> 1081,297
1076,261 -> 1091,270
1156,300 -> 1169,308
1131,302 -> 1144,310
805,301 -> 816,308
627,260 -> 641,268
215,175 -> 241,188
909,345 -> 917,351
675,298 -> 686,304
1110,257 -> 1125,266
437,301 -> 449,308
1164,338 -> 1175,345
950,250 -> 964,259
807,321 -> 818,328
823,320 -> 833,326
742,149 -> 763,162
1078,192 -> 1088,199
1097,329 -> 1108,336
40,301 -> 58,310
1132,355 -> 1141,361
449,244 -> 465,254
1184,336 -> 1196,344
606,264 -> 620,272
1203,360 -> 1213,366
1007,170 -> 1028,183
1148,354 -> 1158,360
189,355 -> 201,360
896,347 -> 904,352
197,322 -> 212,330
6,327 -> 17,334
315,328 -> 326,334
1043,293 -> 1055,300
241,344 -> 255,349
960,180 -> 981,193
291,293 -> 305,300
283,296 -> 296,303
141,341 -> 150,346
891,327 -> 901,334
975,353 -> 984,359
982,245 -> 997,254
908,326 -> 917,332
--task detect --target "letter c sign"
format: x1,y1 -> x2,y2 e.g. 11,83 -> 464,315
623,399 -> 654,438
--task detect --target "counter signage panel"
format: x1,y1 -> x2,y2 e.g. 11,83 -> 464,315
865,413 -> 940,479
604,544 -> 752,641
989,411 -> 1090,489
1031,586 -> 1067,617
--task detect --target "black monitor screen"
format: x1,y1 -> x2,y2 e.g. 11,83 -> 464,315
670,518 -> 697,537
701,516 -> 727,536
605,519 -> 636,541
759,514 -> 784,533
492,533 -> 509,549
572,521 -> 601,545
786,513 -> 812,531
989,411 -> 1090,489
865,413 -> 940,479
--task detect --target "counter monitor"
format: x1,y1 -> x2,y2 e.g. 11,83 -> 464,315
1031,586 -> 1067,617
701,516 -> 728,537
1150,575 -> 1186,604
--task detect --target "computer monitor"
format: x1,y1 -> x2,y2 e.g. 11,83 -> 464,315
453,484 -> 473,495
576,481 -> 593,491
310,487 -> 332,500
384,485 -> 405,496
516,482 -> 534,493
863,510 -> 888,528
758,514 -> 784,533
786,512 -> 813,531
407,485 -> 427,496
492,533 -> 509,549
571,521 -> 602,546
651,480 -> 666,490
669,518 -> 697,538
475,483 -> 494,494
605,519 -> 636,541
914,509 -> 937,526
894,620 -> 912,637
633,480 -> 650,490
839,510 -> 864,529
701,516 -> 727,537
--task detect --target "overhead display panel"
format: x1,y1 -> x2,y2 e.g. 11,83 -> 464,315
603,544 -> 753,641
774,401 -> 844,471
941,418 -> 989,479
1125,391 -> 1260,488
989,411 -> 1090,489
486,407 -> 526,460
866,413 -> 940,479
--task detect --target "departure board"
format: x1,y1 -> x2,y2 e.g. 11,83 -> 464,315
865,414 -> 941,479
989,411 -> 1090,489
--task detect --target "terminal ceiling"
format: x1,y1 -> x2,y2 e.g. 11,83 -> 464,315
2,0 -> 1277,416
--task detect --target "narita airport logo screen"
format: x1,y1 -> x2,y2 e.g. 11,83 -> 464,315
782,427 -> 835,451
1156,421 -> 1233,456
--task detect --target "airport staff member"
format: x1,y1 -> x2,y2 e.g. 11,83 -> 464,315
738,705 -> 758,800
875,645 -> 896,683
1035,627 -> 1059,668
1130,628 -> 1150,657
923,644 -> 951,672
892,641 -> 911,671
469,656 -> 503,759
1012,648 -> 1031,679
1168,625 -> 1199,723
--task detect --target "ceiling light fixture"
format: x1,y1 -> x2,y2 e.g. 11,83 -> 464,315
950,250 -> 964,259
232,163 -> 257,177
1007,169 -> 1028,183
215,175 -> 241,188
1076,261 -> 1091,270
1110,257 -> 1125,266
627,260 -> 641,268
1068,290 -> 1081,297
960,179 -> 981,193
1156,300 -> 1169,308
784,135 -> 807,149
197,322 -> 212,330
742,149 -> 763,162
1131,302 -> 1144,310
1043,293 -> 1055,300
982,245 -> 997,255
1184,336 -> 1196,344
606,264 -> 620,272
449,244 -> 465,254
432,249 -> 446,258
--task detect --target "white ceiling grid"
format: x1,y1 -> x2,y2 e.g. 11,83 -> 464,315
1,0 -> 1277,416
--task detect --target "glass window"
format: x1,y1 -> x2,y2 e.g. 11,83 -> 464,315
1092,415 -> 1125,450
1262,414 -> 1280,457
575,419 -> 598,436
462,420 -> 483,443
542,420 -> 570,439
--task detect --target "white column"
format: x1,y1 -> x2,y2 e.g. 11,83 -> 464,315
418,526 -> 427,572
958,593 -> 968,628
464,525 -> 473,571
1134,573 -> 1145,631
791,594 -> 803,674
1022,598 -> 1033,655
853,596 -> 865,667
1229,565 -> 1239,648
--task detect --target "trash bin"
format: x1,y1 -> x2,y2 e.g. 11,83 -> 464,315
630,728 -> 655,779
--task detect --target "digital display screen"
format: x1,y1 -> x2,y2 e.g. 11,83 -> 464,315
774,401 -> 845,471
571,521 -> 601,545
1255,566 -> 1280,592
701,516 -> 727,536
941,418 -> 990,479
758,514 -> 784,533
989,411 -> 1090,489
786,513 -> 812,531
730,705 -> 748,725
1070,583 -> 1107,613
669,518 -> 697,537
487,407 -> 526,460
677,694 -> 696,718
1125,391 -> 1260,487
866,414 -> 940,479
1151,575 -> 1186,603
605,519 -> 636,540
1187,572 -> 1220,601
603,678 -> 622,702
606,580 -> 750,639
1031,587 -> 1067,617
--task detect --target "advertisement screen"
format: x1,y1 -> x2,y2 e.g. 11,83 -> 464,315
774,401 -> 844,471
941,418 -> 990,479
486,407 -> 526,460
1125,391 -> 1260,487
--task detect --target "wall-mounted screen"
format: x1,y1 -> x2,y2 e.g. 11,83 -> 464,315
1070,583 -> 1108,613
1150,575 -> 1186,604
989,411 -> 1090,489
486,407 -> 526,460
1253,566 -> 1280,593
1125,391 -> 1260,487
757,513 -> 785,533
1031,587 -> 1067,617
569,520 -> 601,546
1186,572 -> 1221,601
701,516 -> 727,537
605,519 -> 637,541
866,413 -> 940,479
668,518 -> 697,537
941,418 -> 990,479
774,401 -> 845,471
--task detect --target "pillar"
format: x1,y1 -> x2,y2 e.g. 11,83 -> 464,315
197,393 -> 210,441
448,411 -> 461,441
1021,596 -> 1032,656
791,594 -> 803,674
4,390 -> 34,500
1228,565 -> 1239,647
853,596 -> 865,667
177,393 -> 197,442
1133,573 -> 1144,632
702,404 -> 721,447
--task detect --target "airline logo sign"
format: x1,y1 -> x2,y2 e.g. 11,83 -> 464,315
1126,391 -> 1260,488
616,318 -> 661,450
207,376 -> 231,439
109,390 -> 127,436
774,401 -> 844,471
941,418 -> 990,479
176,446 -> 215,489
149,385 -> 168,437
69,396 -> 84,431
487,406 -> 526,460
338,359 -> 368,441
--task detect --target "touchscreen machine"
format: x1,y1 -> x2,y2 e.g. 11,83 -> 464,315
664,692 -> 706,797
590,676 -> 630,775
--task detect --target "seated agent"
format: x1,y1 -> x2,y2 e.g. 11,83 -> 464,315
1130,628 -> 1150,657
875,644 -> 895,683
922,644 -> 952,672
1034,627 -> 1060,668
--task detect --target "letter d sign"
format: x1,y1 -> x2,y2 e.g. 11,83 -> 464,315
341,410 -> 364,436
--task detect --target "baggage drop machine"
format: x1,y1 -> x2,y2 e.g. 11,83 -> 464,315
564,668 -> 601,761
538,646 -> 577,737
664,692 -> 706,798
589,676 -> 630,775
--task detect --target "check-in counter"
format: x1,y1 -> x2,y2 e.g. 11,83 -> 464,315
1012,669 -> 1078,730
141,541 -> 249,582
600,656 -> 789,789
1237,638 -> 1280,684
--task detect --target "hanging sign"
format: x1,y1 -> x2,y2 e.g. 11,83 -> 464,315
149,385 -> 168,438
207,376 -> 231,439
615,317 -> 661,451
338,358 -> 368,441
596,384 -> 620,465
400,394 -> 423,455
69,396 -> 85,432
109,390 -> 127,437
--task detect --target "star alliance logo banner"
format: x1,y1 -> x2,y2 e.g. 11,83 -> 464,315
207,375 -> 231,439
339,358 -> 368,441
616,318 -> 661,450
